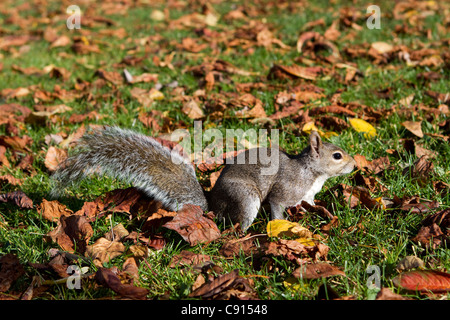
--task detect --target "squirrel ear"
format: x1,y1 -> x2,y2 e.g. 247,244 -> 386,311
309,131 -> 322,156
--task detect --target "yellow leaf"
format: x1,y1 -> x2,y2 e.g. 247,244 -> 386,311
283,276 -> 310,293
267,219 -> 314,245
302,121 -> 336,139
302,121 -> 319,134
349,118 -> 376,138
321,131 -> 338,139
149,89 -> 164,100
294,237 -> 316,247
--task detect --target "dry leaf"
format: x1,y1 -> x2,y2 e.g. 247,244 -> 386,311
85,237 -> 126,265
267,219 -> 315,246
94,267 -> 148,299
0,254 -> 25,293
46,215 -> 93,254
182,99 -> 204,119
163,204 -> 220,246
292,262 -> 346,279
38,199 -> 73,222
393,270 -> 450,293
169,250 -> 211,268
349,118 -> 377,138
0,190 -> 33,209
376,288 -> 410,300
402,121 -> 423,138
397,256 -> 425,271
44,146 -> 67,172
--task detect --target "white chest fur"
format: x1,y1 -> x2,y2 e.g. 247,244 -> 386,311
297,175 -> 327,206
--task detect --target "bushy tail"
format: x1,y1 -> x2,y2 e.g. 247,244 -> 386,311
50,127 -> 208,211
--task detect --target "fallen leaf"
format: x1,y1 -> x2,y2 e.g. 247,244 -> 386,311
85,237 -> 126,266
0,190 -> 33,209
402,155 -> 434,183
397,256 -> 425,271
94,267 -> 148,299
46,215 -> 93,254
163,205 -> 220,246
182,99 -> 204,119
268,64 -> 320,81
393,270 -> 450,293
189,269 -> 256,300
292,262 -> 346,279
412,208 -> 449,248
376,288 -> 410,300
402,121 -> 423,138
349,118 -> 377,138
371,41 -> 393,54
0,254 -> 25,293
104,223 -> 129,242
169,250 -> 211,268
38,199 -> 73,222
267,219 -> 315,246
44,146 -> 67,172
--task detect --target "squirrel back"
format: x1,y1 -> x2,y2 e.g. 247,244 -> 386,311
51,127 -> 208,211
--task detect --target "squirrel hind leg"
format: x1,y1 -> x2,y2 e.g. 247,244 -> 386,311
211,186 -> 261,231
238,196 -> 261,231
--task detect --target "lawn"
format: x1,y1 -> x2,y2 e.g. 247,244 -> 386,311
0,0 -> 449,301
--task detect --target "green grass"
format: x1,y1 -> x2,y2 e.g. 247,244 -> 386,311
0,0 -> 449,300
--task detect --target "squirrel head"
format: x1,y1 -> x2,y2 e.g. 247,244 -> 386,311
307,131 -> 356,177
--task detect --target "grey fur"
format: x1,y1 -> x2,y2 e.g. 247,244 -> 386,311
51,127 -> 208,211
209,131 -> 356,230
51,128 -> 355,231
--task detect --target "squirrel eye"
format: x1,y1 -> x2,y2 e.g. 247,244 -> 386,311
332,152 -> 342,160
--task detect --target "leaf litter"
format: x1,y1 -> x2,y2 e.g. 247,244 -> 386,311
0,0 -> 449,301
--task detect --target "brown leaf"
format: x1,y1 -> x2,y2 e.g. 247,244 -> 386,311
340,184 -> 380,209
265,239 -> 329,264
412,208 -> 449,248
182,99 -> 204,119
38,199 -> 73,222
220,234 -> 268,258
163,204 -> 221,246
0,254 -> 25,293
292,262 -> 345,279
309,105 -> 356,117
122,257 -> 140,284
104,223 -> 129,242
94,267 -> 148,300
79,187 -> 160,220
95,69 -> 124,85
46,215 -> 93,254
85,237 -> 126,266
393,270 -> 450,293
268,64 -> 320,81
376,288 -> 410,300
50,35 -> 71,48
0,190 -> 33,209
393,196 -> 439,213
402,121 -> 424,138
169,250 -> 211,268
0,174 -> 23,186
44,146 -> 67,172
403,155 -> 434,183
403,139 -> 437,159
189,269 -> 238,298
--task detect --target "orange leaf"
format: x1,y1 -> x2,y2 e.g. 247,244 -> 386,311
393,270 -> 450,293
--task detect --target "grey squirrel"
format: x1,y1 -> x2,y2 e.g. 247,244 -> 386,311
51,126 -> 356,230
